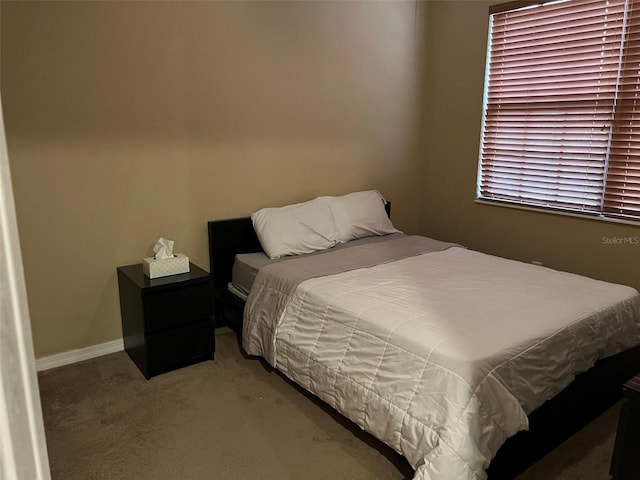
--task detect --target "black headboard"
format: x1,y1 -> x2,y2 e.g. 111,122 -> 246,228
208,217 -> 261,290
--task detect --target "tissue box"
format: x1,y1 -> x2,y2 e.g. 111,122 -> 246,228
143,253 -> 190,279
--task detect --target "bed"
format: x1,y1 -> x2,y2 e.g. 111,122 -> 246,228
208,193 -> 640,480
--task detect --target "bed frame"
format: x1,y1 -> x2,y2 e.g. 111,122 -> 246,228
207,211 -> 640,479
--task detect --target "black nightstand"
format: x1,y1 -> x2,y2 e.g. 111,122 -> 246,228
610,374 -> 640,479
117,262 -> 214,379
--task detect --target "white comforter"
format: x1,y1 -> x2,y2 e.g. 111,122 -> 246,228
245,246 -> 640,480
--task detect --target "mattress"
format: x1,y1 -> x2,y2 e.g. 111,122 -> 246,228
231,252 -> 279,299
242,235 -> 640,480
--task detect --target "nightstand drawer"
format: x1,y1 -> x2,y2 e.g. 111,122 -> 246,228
143,283 -> 211,333
146,320 -> 214,377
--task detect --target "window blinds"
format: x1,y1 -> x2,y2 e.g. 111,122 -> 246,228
479,0 -> 640,221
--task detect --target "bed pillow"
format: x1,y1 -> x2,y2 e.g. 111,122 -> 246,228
251,196 -> 338,259
329,190 -> 400,243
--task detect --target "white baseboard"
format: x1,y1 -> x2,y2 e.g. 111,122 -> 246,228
36,338 -> 124,372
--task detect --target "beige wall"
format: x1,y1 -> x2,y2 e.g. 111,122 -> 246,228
5,0 -> 638,359
1,1 -> 427,357
420,0 -> 640,292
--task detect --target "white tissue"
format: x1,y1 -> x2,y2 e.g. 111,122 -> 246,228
153,237 -> 174,260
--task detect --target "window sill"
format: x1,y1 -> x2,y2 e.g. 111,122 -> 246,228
474,199 -> 640,229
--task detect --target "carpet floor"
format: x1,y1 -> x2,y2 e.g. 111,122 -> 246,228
38,327 -> 620,480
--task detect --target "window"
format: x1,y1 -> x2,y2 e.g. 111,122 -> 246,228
478,0 -> 640,222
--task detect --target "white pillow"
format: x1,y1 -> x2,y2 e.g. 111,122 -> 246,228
329,190 -> 400,243
251,196 -> 338,259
